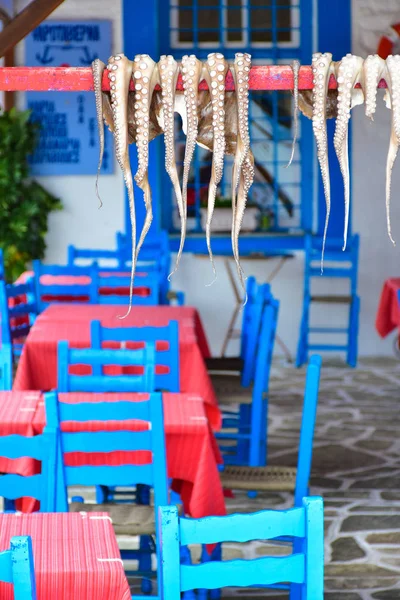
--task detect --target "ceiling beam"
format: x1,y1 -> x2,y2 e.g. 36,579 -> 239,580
0,0 -> 65,58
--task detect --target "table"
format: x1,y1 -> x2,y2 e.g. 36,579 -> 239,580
0,391 -> 226,519
0,512 -> 131,599
14,304 -> 220,429
376,278 -> 400,337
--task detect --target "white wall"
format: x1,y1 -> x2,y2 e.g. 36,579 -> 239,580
13,0 -> 400,357
14,0 -> 124,265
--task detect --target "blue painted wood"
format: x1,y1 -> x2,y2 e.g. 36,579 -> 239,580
159,497 -> 324,599
0,344 -> 12,391
92,272 -> 161,305
296,234 -> 360,367
0,427 -> 57,511
45,389 -> 168,510
0,536 -> 37,599
57,341 -> 156,392
58,400 -> 151,422
217,292 -> 279,467
91,320 -> 180,392
0,279 -> 38,362
33,260 -> 97,312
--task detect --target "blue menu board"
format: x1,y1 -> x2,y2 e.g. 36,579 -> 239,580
25,21 -> 114,176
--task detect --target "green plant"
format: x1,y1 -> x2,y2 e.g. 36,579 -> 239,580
0,108 -> 62,281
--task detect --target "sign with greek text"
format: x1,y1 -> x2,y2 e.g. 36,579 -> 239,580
25,21 -> 113,176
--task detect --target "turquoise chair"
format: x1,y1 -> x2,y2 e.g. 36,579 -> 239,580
45,390 -> 168,598
33,260 -> 97,312
0,344 -> 12,391
90,320 -> 180,392
0,424 -> 57,512
91,272 -> 161,306
0,536 -> 36,599
158,496 -> 324,599
215,297 -> 279,466
0,279 -> 38,359
220,355 -> 321,502
57,341 -> 156,393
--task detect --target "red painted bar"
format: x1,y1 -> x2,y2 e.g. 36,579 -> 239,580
0,66 -> 388,92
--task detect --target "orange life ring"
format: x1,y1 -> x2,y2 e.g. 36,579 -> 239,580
378,23 -> 400,59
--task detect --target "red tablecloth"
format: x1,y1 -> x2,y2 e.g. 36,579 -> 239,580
13,304 -> 219,429
376,278 -> 400,337
0,512 -> 131,599
0,391 -> 225,519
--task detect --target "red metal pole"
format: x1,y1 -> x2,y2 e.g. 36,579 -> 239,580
0,65 -> 388,92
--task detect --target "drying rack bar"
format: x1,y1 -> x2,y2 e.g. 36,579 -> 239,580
0,65 -> 387,92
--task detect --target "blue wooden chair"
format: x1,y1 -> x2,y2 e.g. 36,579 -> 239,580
206,277 -> 271,388
296,234 -> 360,368
214,297 -> 279,467
0,536 -> 37,599
0,344 -> 12,390
158,496 -> 324,600
57,341 -> 156,393
45,390 -> 168,597
90,320 -> 180,392
0,422 -> 57,512
0,279 -> 38,359
33,260 -> 97,312
91,272 -> 161,306
219,355 -> 322,504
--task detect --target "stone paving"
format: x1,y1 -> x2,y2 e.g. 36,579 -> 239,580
74,358 -> 400,598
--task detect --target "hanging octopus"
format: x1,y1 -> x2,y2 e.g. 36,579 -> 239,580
203,52 -> 229,283
383,54 -> 400,246
333,53 -> 364,250
285,59 -> 300,169
91,58 -> 106,208
105,53 -> 137,314
230,52 -> 253,290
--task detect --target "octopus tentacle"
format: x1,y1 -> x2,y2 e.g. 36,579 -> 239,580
158,55 -> 183,277
106,54 -> 137,316
230,52 -> 252,289
333,54 -> 364,250
92,58 -> 106,207
203,52 -> 229,284
178,55 -> 204,274
285,59 -> 300,168
363,54 -> 386,120
132,55 -> 159,263
311,52 -> 334,268
383,54 -> 400,246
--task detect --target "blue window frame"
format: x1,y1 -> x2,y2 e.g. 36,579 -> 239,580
158,0 -> 314,241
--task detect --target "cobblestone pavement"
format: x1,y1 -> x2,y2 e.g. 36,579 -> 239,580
74,358 -> 400,598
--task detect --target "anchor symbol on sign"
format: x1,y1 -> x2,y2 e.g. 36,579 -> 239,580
80,47 -> 98,66
36,46 -> 54,65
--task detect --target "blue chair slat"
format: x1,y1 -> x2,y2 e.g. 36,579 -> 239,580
57,340 -> 156,393
241,282 -> 272,387
61,430 -> 151,453
0,536 -> 37,599
91,320 -> 180,392
33,260 -> 96,312
158,497 -> 324,599
64,464 -> 155,487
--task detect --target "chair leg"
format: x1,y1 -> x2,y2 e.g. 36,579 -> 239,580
181,546 -> 196,600
139,535 -> 153,594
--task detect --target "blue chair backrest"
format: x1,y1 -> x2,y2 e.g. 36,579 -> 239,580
0,424 -> 56,511
33,260 -> 96,312
67,243 -> 164,275
45,391 -> 168,513
91,272 -> 161,305
252,297 -> 279,399
241,279 -> 272,387
0,536 -> 37,599
57,340 -> 156,392
158,496 -> 324,599
91,320 -> 180,392
0,280 -> 38,346
294,354 -> 322,507
0,345 -> 12,390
